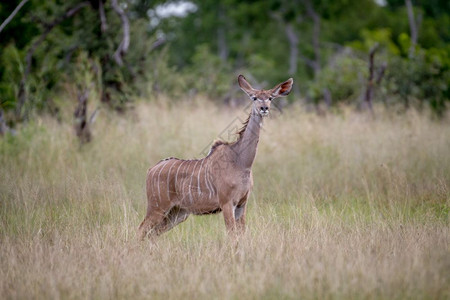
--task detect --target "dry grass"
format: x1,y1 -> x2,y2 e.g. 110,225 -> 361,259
1,99 -> 449,299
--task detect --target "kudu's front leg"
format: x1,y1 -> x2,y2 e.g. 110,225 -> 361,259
221,202 -> 237,234
235,203 -> 247,234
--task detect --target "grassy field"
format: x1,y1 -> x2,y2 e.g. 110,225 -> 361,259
1,99 -> 449,299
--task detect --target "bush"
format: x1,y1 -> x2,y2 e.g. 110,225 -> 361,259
308,49 -> 367,105
384,47 -> 450,116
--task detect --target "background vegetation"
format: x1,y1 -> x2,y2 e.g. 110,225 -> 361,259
0,0 -> 449,132
0,0 -> 449,298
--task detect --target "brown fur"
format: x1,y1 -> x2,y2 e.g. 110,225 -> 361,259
208,114 -> 251,156
138,75 -> 293,240
237,114 -> 251,139
208,140 -> 229,154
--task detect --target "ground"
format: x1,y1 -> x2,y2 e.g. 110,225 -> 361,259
1,100 -> 449,299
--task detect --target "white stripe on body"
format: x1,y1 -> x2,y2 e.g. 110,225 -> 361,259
156,160 -> 170,204
206,161 -> 216,198
188,160 -> 199,204
147,162 -> 166,203
197,159 -> 205,196
180,160 -> 190,203
166,159 -> 177,200
204,159 -> 212,199
174,160 -> 186,195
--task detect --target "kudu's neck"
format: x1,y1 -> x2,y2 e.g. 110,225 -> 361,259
232,110 -> 263,169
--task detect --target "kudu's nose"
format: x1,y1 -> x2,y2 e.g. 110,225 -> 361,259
261,106 -> 269,112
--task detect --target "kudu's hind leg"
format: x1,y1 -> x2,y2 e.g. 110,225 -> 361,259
138,207 -> 167,240
138,206 -> 189,240
155,207 -> 190,235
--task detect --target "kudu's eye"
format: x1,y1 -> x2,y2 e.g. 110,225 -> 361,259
268,97 -> 273,101
252,96 -> 257,101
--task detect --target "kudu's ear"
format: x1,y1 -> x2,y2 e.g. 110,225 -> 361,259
238,75 -> 256,98
270,78 -> 294,98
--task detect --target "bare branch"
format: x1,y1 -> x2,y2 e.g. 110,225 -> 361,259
99,0 -> 108,33
111,0 -> 130,66
89,107 -> 99,124
298,53 -> 316,69
0,0 -> 29,34
151,38 -> 166,51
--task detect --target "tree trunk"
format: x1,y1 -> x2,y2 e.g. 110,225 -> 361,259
405,0 -> 418,57
323,88 -> 332,108
217,5 -> 228,63
0,109 -> 8,136
285,24 -> 299,76
304,0 -> 321,78
74,89 -> 92,144
363,44 -> 378,114
99,0 -> 108,33
363,45 -> 387,115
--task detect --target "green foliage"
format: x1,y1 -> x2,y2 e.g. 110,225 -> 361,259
248,54 -> 278,85
384,47 -> 450,115
363,28 -> 400,55
0,0 -> 449,126
187,44 -> 231,99
146,48 -> 189,99
0,44 -> 23,112
308,51 -> 367,104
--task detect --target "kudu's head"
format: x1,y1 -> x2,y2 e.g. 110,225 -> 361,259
238,75 -> 294,117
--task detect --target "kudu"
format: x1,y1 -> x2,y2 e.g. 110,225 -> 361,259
138,75 -> 293,240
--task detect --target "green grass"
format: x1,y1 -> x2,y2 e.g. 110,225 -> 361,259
1,99 -> 449,299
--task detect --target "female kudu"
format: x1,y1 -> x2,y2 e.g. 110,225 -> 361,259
138,75 -> 293,239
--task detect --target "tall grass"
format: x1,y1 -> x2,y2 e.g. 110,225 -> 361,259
1,99 -> 449,299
